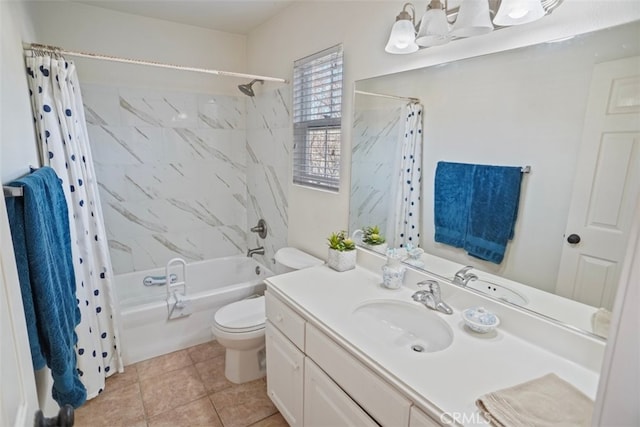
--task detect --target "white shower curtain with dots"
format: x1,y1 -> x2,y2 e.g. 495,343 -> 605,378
389,102 -> 423,248
25,53 -> 123,399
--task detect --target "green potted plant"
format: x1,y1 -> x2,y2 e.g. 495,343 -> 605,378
327,230 -> 356,272
356,225 -> 388,254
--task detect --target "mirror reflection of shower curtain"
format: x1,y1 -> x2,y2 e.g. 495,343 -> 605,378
25,53 -> 124,400
387,103 -> 423,248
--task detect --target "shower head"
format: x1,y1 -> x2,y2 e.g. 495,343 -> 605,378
238,79 -> 263,97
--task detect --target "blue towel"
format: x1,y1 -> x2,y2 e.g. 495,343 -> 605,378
433,162 -> 522,264
5,167 -> 86,408
464,165 -> 522,264
434,162 -> 473,247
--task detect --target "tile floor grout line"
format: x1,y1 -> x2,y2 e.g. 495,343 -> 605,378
137,374 -> 152,421
206,395 -> 226,427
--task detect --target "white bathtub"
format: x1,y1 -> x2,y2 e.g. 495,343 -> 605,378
115,256 -> 273,365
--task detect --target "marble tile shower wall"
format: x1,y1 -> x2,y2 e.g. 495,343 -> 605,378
245,87 -> 291,268
82,84 -> 249,274
349,106 -> 403,235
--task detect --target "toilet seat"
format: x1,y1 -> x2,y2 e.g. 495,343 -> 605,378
214,295 -> 265,333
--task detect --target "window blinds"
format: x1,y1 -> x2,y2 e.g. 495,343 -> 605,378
292,45 -> 343,191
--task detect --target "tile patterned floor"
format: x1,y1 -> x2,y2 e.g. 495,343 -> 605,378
75,341 -> 288,427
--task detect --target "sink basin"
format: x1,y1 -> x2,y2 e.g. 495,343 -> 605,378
466,279 -> 528,306
351,300 -> 453,353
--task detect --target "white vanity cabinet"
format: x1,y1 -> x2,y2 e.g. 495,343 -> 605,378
266,291 -> 374,426
265,290 -> 443,427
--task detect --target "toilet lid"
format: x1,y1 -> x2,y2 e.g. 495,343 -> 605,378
275,247 -> 324,270
214,296 -> 265,331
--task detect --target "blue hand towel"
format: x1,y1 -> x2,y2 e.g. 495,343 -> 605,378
5,166 -> 86,408
464,165 -> 522,264
434,162 -> 473,247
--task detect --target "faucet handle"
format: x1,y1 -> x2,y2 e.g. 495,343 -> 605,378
250,219 -> 268,238
455,265 -> 474,278
417,279 -> 438,288
417,280 -> 440,297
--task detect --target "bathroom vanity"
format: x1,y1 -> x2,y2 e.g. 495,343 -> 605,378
264,249 -> 604,426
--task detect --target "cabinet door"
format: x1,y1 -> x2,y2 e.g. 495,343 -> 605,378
410,406 -> 442,427
306,324 -> 411,426
265,321 -> 304,427
304,358 -> 378,427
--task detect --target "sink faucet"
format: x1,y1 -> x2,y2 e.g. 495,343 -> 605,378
453,265 -> 478,287
247,247 -> 265,258
411,280 -> 453,315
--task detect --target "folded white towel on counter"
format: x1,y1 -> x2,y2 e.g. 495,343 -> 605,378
476,373 -> 593,427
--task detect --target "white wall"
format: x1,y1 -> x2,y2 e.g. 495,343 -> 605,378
1,0 -> 39,182
0,0 -> 57,416
247,0 -> 640,260
21,1 -> 247,95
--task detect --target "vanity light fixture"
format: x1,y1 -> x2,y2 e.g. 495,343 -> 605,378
385,3 -> 420,54
385,0 -> 564,54
493,0 -> 545,26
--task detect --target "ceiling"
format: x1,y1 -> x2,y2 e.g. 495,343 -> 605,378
73,0 -> 296,35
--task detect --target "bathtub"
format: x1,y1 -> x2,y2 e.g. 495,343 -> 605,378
115,256 -> 273,365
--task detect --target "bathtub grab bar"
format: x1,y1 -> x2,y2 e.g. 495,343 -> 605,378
165,258 -> 192,320
165,258 -> 187,295
143,273 -> 177,287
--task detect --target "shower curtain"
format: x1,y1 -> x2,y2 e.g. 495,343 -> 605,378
388,103 -> 423,248
25,53 -> 123,399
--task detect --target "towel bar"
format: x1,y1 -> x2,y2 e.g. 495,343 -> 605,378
3,186 -> 24,197
3,165 -> 40,197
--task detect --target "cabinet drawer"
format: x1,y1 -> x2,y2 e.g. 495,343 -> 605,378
306,324 -> 412,427
265,291 -> 305,350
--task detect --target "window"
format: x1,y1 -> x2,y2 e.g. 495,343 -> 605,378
293,45 -> 343,191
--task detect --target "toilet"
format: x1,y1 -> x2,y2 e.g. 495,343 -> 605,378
211,247 -> 323,384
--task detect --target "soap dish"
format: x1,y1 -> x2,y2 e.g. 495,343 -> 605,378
462,307 -> 500,333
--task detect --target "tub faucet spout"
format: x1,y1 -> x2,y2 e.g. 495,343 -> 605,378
247,247 -> 265,258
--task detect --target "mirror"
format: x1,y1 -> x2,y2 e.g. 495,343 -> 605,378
350,21 -> 640,338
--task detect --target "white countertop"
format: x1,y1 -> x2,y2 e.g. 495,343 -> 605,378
265,263 -> 601,425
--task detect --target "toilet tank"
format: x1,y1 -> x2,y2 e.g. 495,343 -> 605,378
274,247 -> 324,274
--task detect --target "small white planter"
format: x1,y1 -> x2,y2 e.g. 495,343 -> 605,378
327,248 -> 356,272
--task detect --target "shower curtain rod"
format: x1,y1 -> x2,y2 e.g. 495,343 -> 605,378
355,90 -> 420,103
24,43 -> 288,83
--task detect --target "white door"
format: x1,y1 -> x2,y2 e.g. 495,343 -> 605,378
556,56 -> 640,309
0,196 -> 40,426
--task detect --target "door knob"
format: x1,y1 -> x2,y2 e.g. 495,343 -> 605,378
567,234 -> 581,244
